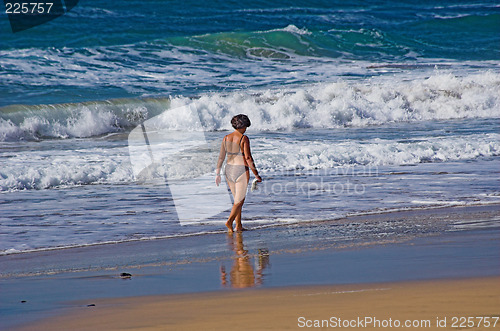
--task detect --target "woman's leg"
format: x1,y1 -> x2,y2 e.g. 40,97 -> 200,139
226,200 -> 244,232
233,172 -> 249,231
234,198 -> 245,231
225,180 -> 237,232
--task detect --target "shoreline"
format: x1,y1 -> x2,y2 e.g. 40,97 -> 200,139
2,202 -> 498,264
2,204 -> 499,329
2,201 -> 492,257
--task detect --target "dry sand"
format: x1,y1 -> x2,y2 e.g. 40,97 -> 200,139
17,276 -> 500,330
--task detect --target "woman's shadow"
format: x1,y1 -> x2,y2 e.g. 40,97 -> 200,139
221,232 -> 270,288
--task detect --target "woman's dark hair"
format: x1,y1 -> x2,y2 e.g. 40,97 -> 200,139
231,114 -> 251,129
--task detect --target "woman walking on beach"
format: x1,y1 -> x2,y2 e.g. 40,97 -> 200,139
216,114 -> 262,232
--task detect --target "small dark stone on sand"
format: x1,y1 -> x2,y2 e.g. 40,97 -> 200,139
87,303 -> 96,307
120,272 -> 132,278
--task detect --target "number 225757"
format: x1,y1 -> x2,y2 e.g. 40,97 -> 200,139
451,316 -> 499,328
5,2 -> 54,14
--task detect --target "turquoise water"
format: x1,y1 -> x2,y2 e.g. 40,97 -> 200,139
1,0 -> 499,106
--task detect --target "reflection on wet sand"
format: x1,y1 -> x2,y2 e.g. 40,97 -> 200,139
221,232 -> 270,288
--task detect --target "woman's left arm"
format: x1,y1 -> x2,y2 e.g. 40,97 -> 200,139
242,136 -> 262,182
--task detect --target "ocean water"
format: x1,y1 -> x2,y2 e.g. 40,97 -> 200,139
0,0 -> 499,254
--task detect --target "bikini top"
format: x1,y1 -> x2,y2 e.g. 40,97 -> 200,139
225,135 -> 245,156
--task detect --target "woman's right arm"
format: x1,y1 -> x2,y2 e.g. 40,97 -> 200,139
215,136 -> 226,185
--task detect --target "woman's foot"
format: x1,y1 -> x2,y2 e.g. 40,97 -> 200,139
226,220 -> 234,233
235,227 -> 248,232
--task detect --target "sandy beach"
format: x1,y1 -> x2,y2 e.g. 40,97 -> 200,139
15,277 -> 500,330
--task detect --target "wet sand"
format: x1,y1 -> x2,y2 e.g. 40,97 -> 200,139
17,277 -> 500,330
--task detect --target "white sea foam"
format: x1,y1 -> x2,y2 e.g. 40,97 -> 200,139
0,145 -> 134,191
0,99 -> 159,141
267,24 -> 312,35
3,71 -> 495,142
169,71 -> 500,131
255,133 -> 500,171
0,129 -> 498,192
